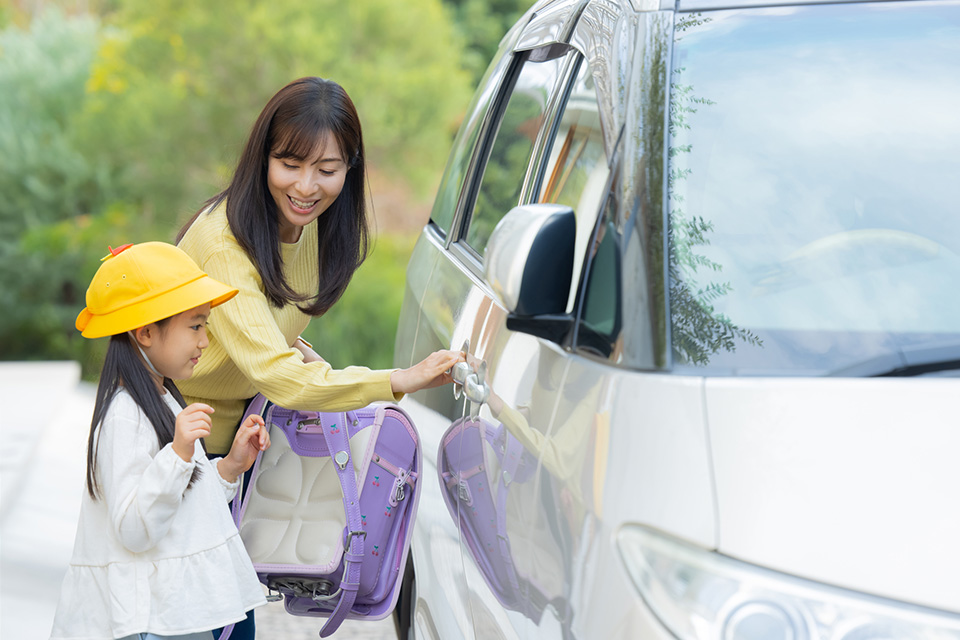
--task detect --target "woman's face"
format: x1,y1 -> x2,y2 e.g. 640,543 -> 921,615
267,130 -> 349,243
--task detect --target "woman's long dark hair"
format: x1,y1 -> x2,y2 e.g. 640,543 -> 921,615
86,328 -> 201,500
177,77 -> 369,316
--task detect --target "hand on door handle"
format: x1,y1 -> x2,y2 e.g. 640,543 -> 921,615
451,361 -> 471,386
448,341 -> 490,410
449,339 -> 471,400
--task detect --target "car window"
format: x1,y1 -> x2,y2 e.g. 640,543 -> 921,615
574,199 -> 622,359
464,51 -> 569,255
537,59 -> 610,314
429,62 -> 505,238
668,2 -> 960,375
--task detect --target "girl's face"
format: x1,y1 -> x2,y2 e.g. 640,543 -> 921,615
267,130 -> 349,243
139,303 -> 212,383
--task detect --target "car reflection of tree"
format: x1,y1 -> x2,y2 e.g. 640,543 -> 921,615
438,350 -> 608,638
668,13 -> 762,367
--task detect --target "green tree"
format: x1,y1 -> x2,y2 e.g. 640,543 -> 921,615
442,0 -> 532,83
75,0 -> 473,226
302,234 -> 418,370
668,14 -> 761,365
0,8 -> 131,373
1,1 -> 475,374
0,8 -> 106,236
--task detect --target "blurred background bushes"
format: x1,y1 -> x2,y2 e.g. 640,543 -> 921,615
0,0 -> 529,378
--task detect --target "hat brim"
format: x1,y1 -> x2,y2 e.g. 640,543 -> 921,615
77,275 -> 238,338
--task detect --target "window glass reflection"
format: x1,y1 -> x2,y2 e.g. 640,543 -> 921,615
466,53 -> 567,255
539,60 -> 611,314
669,2 -> 960,374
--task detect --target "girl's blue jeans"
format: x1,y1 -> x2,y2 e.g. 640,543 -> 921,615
122,634 -> 213,640
212,611 -> 255,640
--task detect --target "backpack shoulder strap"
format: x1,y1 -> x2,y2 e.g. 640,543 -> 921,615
317,411 -> 365,638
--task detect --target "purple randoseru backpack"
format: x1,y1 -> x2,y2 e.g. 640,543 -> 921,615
225,394 -> 421,638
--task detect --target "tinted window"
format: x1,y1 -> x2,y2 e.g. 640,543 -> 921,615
465,52 -> 567,255
539,59 -> 610,314
668,1 -> 960,375
429,73 -> 499,236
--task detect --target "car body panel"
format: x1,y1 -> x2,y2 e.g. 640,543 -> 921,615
706,377 -> 960,612
394,0 -> 960,637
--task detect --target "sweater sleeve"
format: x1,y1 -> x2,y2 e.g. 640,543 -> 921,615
201,246 -> 401,412
96,397 -> 195,554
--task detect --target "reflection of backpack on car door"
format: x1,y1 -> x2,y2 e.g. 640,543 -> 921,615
438,416 -> 572,627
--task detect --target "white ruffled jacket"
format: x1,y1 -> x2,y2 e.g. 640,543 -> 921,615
50,389 -> 265,639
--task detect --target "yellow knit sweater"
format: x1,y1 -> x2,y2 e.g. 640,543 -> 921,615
177,201 -> 398,453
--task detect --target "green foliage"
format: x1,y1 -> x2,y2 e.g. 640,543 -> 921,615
300,234 -> 418,370
0,8 -> 106,236
468,89 -> 541,251
74,0 -> 473,225
2,1 -> 481,372
442,0 -> 532,83
668,13 -> 761,366
0,206 -> 139,376
0,7 -> 126,376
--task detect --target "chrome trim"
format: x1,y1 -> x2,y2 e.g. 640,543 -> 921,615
519,52 -> 582,205
570,0 -> 630,156
446,58 -> 515,250
518,0 -> 590,51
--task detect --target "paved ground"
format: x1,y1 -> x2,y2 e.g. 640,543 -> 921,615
0,362 -> 398,640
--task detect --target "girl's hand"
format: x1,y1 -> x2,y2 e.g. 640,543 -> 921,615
390,349 -> 464,395
173,403 -> 214,462
218,414 -> 270,483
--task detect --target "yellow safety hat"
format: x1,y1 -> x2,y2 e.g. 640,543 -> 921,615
76,242 -> 239,339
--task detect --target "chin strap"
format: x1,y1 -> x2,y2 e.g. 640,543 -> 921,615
128,331 -> 164,378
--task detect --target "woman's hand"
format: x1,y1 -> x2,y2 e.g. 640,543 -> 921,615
217,414 -> 270,483
293,337 -> 326,364
390,349 -> 464,395
173,403 -> 214,462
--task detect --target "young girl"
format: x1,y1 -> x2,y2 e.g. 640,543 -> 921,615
50,242 -> 271,640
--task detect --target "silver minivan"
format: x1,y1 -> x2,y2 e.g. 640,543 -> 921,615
392,0 -> 960,638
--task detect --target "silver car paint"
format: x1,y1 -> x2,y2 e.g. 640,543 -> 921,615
393,0 -> 960,637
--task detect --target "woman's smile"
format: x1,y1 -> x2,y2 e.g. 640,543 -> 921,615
268,130 -> 349,243
288,195 -> 319,213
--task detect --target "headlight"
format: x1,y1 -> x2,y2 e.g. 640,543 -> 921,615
616,525 -> 960,640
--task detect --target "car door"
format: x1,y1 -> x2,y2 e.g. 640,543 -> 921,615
391,13 -> 558,638
429,40 -> 615,638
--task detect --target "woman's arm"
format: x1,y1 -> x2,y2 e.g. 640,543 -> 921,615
200,248 -> 399,411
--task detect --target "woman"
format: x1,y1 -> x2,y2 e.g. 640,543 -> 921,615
176,77 -> 461,638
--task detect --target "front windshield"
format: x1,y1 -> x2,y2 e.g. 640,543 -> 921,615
668,0 -> 960,375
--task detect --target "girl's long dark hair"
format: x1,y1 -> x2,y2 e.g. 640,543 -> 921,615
86,330 -> 201,500
177,77 -> 369,316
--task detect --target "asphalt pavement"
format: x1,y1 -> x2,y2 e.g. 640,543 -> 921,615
0,361 -> 398,640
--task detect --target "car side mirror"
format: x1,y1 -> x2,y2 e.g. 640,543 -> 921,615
484,204 -> 576,344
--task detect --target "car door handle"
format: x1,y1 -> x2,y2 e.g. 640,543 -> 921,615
451,360 -> 472,386
463,371 -> 490,405
449,340 -> 490,410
